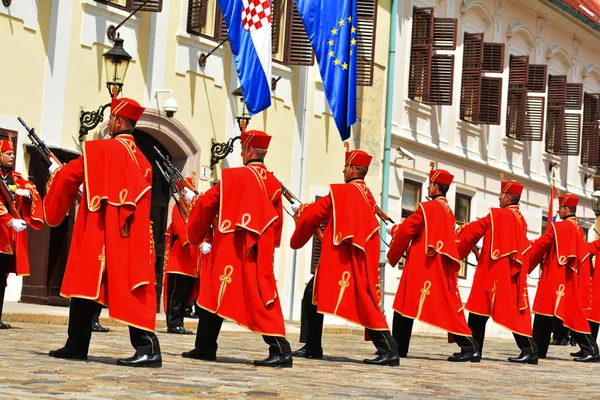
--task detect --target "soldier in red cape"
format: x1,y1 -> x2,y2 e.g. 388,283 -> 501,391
43,97 -> 162,368
0,137 -> 43,329
182,130 -> 293,368
289,149 -> 400,366
528,193 -> 599,362
387,168 -> 480,362
456,180 -> 538,364
162,177 -> 200,335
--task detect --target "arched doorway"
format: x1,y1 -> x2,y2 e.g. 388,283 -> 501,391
133,130 -> 171,311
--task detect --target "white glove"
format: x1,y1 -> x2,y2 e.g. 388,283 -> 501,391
15,189 -> 31,199
290,200 -> 301,214
385,220 -> 395,235
8,219 -> 27,232
48,159 -> 61,174
200,242 -> 211,254
183,187 -> 195,203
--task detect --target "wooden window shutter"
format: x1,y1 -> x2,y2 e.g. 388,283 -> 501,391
524,96 -> 545,141
411,7 -> 434,46
460,32 -> 484,122
187,0 -> 208,36
581,93 -> 600,166
128,0 -> 162,11
508,55 -> 529,86
215,7 -> 228,40
271,0 -> 283,54
432,18 -> 457,50
356,0 -> 378,87
527,64 -> 547,93
545,107 -> 565,154
283,0 -> 314,66
565,83 -> 583,110
428,55 -> 454,105
482,43 -> 505,73
547,75 -> 567,106
408,46 -> 432,102
478,77 -> 502,125
562,113 -> 581,155
506,88 -> 527,139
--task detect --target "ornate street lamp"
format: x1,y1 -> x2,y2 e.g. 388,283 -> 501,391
210,87 -> 250,168
79,34 -> 132,143
592,190 -> 600,217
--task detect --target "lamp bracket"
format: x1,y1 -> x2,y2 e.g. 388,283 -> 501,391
584,173 -> 593,184
79,102 -> 112,144
199,39 -> 229,67
210,136 -> 241,169
271,76 -> 282,91
106,0 -> 152,40
577,217 -> 597,225
548,161 -> 558,172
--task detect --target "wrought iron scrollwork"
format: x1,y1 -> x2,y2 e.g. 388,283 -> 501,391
79,102 -> 112,142
210,136 -> 241,169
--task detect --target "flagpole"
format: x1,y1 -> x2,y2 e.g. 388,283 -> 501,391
547,169 -> 555,231
379,0 -> 399,312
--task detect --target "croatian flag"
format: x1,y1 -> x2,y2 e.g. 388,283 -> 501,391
217,0 -> 272,114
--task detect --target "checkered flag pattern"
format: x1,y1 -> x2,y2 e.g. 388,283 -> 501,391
242,0 -> 272,32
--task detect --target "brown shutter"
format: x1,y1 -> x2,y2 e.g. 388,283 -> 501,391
428,55 -> 454,105
581,122 -> 600,167
411,7 -> 434,45
356,0 -> 378,86
584,93 -> 600,122
283,0 -> 314,66
187,0 -> 208,36
478,77 -> 502,125
432,18 -> 457,50
508,55 -> 529,86
271,0 -> 283,54
460,33 -> 484,122
506,88 -> 527,139
408,46 -> 432,102
527,64 -> 547,93
547,75 -> 567,106
215,7 -> 228,40
524,96 -> 545,141
562,113 -> 581,155
565,83 -> 583,110
482,43 -> 505,73
545,107 -> 565,154
128,0 -> 162,12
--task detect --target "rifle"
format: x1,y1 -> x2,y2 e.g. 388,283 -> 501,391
155,160 -> 189,218
375,205 -> 394,224
153,146 -> 198,197
18,117 -> 82,202
0,179 -> 20,219
280,181 -> 324,242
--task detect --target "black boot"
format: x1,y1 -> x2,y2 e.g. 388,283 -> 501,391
91,317 -> 109,333
570,350 -> 584,357
363,351 -> 400,366
253,354 -> 293,368
49,346 -> 88,360
116,353 -> 162,368
291,344 -> 323,359
508,352 -> 539,365
573,354 -> 600,363
181,348 -> 217,361
0,321 -> 11,329
168,325 -> 193,335
447,350 -> 481,362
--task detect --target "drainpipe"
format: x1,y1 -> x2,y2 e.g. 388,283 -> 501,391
379,0 -> 398,312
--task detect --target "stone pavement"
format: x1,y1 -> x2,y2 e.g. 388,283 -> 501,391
0,317 -> 596,399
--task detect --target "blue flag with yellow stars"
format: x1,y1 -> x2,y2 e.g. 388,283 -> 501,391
295,0 -> 357,141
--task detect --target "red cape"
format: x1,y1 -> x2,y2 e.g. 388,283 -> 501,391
0,172 -> 43,276
187,166 -> 286,336
388,198 -> 471,336
528,218 -> 591,333
457,206 -> 532,336
290,181 -> 390,331
44,136 -> 157,331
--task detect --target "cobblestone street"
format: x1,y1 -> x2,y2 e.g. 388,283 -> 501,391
0,316 -> 596,399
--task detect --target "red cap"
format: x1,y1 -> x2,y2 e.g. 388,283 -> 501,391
345,150 -> 372,168
429,169 -> 454,186
175,177 -> 196,192
501,180 -> 524,196
559,193 -> 579,208
241,130 -> 272,149
111,97 -> 145,122
0,139 -> 14,153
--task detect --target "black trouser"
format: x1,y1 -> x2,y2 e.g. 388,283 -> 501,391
533,314 -> 598,357
552,316 -> 569,342
299,276 -> 324,351
591,321 -> 599,342
0,254 -> 9,320
165,274 -> 196,328
65,297 -> 160,356
393,312 -> 479,356
194,306 -> 291,356
468,313 -> 538,355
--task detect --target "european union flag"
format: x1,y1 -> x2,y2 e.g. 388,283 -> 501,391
295,0 -> 357,141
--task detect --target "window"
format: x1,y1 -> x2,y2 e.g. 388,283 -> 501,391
187,0 -> 224,40
545,76 -> 582,156
401,179 -> 422,219
0,129 -> 17,164
95,0 -> 162,12
459,32 -> 504,125
310,196 -> 325,274
581,93 -> 600,167
455,193 -> 471,279
408,7 -> 457,105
